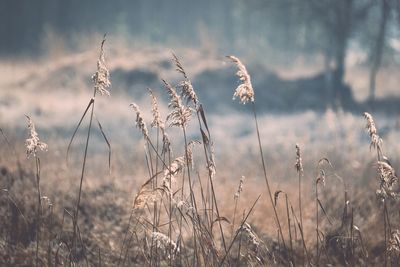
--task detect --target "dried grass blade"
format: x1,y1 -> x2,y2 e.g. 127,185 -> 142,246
317,199 -> 333,225
198,104 -> 210,135
66,98 -> 94,164
95,116 -> 111,175
219,194 -> 261,267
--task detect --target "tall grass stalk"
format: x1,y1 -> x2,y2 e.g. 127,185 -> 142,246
25,115 -> 47,267
228,55 -> 286,250
171,53 -> 227,255
68,36 -> 110,258
251,102 -> 286,249
295,144 -> 304,248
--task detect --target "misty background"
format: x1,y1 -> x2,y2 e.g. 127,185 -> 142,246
2,0 -> 400,110
1,0 -> 400,157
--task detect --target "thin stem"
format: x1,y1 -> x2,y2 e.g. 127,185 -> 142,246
291,205 -> 311,266
72,89 -> 96,256
286,194 -> 294,266
167,148 -> 173,267
195,108 -> 227,254
298,169 -> 304,257
251,102 -> 286,250
35,156 -> 41,267
316,183 -> 319,265
182,127 -> 198,266
232,197 -> 239,239
384,201 -> 387,267
219,195 -> 261,267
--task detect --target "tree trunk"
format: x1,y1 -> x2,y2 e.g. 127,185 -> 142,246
331,0 -> 353,108
369,0 -> 389,105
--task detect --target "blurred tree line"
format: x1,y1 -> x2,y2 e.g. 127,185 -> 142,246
1,0 -> 400,104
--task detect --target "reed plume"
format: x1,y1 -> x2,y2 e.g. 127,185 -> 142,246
363,112 -> 382,150
295,144 -> 303,173
376,161 -> 398,200
171,53 -> 199,106
232,176 -> 245,237
227,55 -> 254,104
25,115 -> 48,158
236,223 -> 261,253
92,36 -> 111,96
234,176 -> 245,200
162,156 -> 185,191
130,103 -> 149,140
228,55 -> 286,250
186,140 -> 201,168
25,115 -> 47,267
295,144 -> 304,256
149,89 -> 165,130
133,181 -> 157,210
151,231 -> 179,257
162,79 -> 192,128
388,230 -> 400,252
69,36 -> 111,260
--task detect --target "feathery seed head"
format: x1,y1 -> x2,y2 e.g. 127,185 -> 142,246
130,103 -> 149,139
171,53 -> 199,106
316,170 -> 326,186
274,190 -> 284,206
237,223 -> 261,253
92,36 -> 111,96
148,89 -> 165,130
179,80 -> 199,106
207,153 -> 217,179
363,112 -> 382,150
227,55 -> 255,104
25,115 -> 47,158
133,178 -> 161,210
172,52 -> 187,79
163,79 -> 192,128
234,176 -> 245,200
186,140 -> 201,168
165,156 -> 185,177
388,230 -> 400,252
162,132 -> 171,153
295,144 -> 303,174
376,160 -> 398,200
162,156 -> 185,191
151,231 -> 179,257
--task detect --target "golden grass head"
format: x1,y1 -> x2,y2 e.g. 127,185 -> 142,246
295,144 -> 303,174
130,103 -> 149,140
179,80 -> 198,106
388,230 -> 400,252
363,112 -> 382,150
227,55 -> 254,104
151,231 -> 179,257
171,53 -> 199,106
162,156 -> 185,192
92,36 -> 111,96
234,175 -> 245,200
148,88 -> 165,130
274,190 -> 284,206
25,115 -> 47,158
133,179 -> 158,210
236,222 -> 261,253
172,52 -> 188,79
162,79 -> 192,128
376,160 -> 398,200
186,140 -> 201,168
316,170 -> 326,186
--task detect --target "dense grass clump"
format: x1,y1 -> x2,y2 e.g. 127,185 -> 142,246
0,39 -> 400,267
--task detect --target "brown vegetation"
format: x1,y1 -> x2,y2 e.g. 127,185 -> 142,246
0,39 -> 400,266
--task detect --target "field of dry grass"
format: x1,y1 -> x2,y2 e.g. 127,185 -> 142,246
1,38 -> 400,266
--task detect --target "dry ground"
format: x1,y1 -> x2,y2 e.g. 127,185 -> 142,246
1,40 -> 400,266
